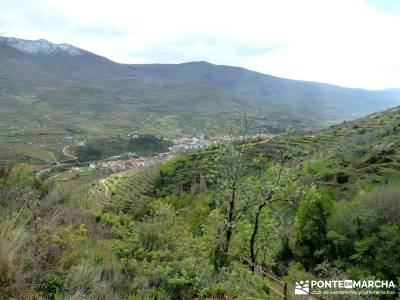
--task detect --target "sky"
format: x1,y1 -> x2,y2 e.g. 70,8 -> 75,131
1,0 -> 400,89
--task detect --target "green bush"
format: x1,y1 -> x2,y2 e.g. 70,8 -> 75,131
357,128 -> 366,134
41,274 -> 65,299
364,155 -> 379,164
128,288 -> 172,299
0,247 -> 16,293
320,172 -> 334,182
361,185 -> 400,225
336,171 -> 349,184
293,186 -> 333,270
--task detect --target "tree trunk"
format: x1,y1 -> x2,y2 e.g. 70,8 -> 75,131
225,183 -> 236,252
250,202 -> 266,272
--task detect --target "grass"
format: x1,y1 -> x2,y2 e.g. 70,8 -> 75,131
0,214 -> 31,297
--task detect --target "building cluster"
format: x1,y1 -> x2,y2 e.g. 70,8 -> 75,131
82,135 -> 211,173
169,133 -> 271,154
170,135 -> 209,153
68,134 -> 272,174
89,153 -> 171,172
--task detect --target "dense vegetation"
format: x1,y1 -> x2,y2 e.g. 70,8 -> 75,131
74,134 -> 172,161
1,107 -> 400,299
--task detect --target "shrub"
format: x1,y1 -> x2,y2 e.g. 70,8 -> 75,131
357,128 -> 366,134
0,247 -> 16,293
0,218 -> 28,298
41,274 -> 65,299
361,185 -> 400,225
128,288 -> 172,300
293,186 -> 333,270
320,172 -> 334,182
284,262 -> 312,284
364,155 -> 379,164
327,201 -> 378,240
336,171 -> 349,184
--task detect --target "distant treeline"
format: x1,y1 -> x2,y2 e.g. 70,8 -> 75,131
74,134 -> 172,161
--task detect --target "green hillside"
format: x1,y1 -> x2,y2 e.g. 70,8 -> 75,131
151,106 -> 400,200
1,106 -> 400,298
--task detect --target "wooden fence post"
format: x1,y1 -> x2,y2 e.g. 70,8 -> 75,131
283,282 -> 288,300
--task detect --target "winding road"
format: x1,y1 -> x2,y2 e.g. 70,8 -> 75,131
62,144 -> 77,160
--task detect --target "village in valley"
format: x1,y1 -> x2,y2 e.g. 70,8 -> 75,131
69,134 -> 270,174
70,135 -> 210,173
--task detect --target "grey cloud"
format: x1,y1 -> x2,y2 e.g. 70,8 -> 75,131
1,0 -> 69,34
127,34 -> 282,63
70,24 -> 128,38
172,34 -> 282,54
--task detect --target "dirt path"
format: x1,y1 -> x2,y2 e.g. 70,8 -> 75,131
62,144 -> 77,160
62,141 -> 85,160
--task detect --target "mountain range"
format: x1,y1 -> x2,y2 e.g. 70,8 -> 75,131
1,36 -> 400,162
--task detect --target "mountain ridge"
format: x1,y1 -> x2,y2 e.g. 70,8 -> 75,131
0,36 -> 82,55
2,36 -> 399,91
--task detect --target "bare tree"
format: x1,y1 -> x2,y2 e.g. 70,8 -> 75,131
247,130 -> 302,271
211,112 -> 260,268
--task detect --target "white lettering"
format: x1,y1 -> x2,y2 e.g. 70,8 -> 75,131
311,281 -> 318,288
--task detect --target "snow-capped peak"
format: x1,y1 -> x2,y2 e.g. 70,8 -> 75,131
0,36 -> 82,55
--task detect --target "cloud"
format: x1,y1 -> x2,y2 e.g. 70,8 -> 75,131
126,34 -> 283,65
1,0 -> 400,89
366,0 -> 400,14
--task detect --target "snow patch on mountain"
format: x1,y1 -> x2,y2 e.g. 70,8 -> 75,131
0,36 -> 82,55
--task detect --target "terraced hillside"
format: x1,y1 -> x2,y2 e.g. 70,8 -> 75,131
294,107 -> 400,200
149,106 -> 400,203
98,167 -> 159,218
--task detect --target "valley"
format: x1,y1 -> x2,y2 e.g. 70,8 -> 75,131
2,37 -> 400,166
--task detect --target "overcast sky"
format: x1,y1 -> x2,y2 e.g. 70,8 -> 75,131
1,0 -> 400,89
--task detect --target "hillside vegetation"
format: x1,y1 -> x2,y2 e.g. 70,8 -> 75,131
74,135 -> 172,161
1,107 -> 400,299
